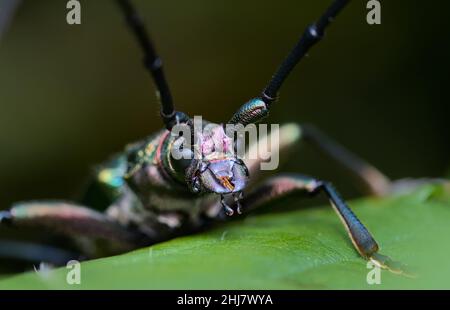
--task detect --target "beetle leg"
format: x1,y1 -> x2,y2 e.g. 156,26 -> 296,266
0,202 -> 144,250
231,174 -> 390,263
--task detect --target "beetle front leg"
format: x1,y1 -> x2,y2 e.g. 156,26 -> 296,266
239,174 -> 378,258
0,202 -> 143,250
230,174 -> 404,272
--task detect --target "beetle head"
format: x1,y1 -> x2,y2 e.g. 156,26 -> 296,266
170,123 -> 249,196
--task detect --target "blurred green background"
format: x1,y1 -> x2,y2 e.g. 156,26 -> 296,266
0,0 -> 448,208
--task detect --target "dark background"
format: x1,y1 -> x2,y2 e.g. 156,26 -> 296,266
0,0 -> 448,208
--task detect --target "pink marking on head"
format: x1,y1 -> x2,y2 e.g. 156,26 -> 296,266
198,125 -> 233,156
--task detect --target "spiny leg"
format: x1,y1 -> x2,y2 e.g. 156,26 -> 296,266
0,202 -> 144,251
116,0 -> 188,129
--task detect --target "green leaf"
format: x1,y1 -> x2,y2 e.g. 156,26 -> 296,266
0,184 -> 449,289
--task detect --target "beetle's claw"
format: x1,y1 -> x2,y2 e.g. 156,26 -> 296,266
220,195 -> 235,216
236,202 -> 242,215
225,207 -> 234,216
221,192 -> 244,216
233,191 -> 243,215
370,253 -> 416,278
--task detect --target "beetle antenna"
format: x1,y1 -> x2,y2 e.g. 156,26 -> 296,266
262,0 -> 350,104
116,0 -> 188,130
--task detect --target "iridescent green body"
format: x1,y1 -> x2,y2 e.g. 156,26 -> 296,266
84,128 -> 220,245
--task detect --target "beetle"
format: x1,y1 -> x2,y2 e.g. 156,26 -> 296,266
0,0 -> 411,271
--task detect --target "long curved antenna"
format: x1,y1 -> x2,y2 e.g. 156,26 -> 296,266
229,0 -> 351,126
262,0 -> 350,103
116,0 -> 188,130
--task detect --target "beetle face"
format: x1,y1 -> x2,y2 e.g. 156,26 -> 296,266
194,158 -> 248,194
183,124 -> 249,195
